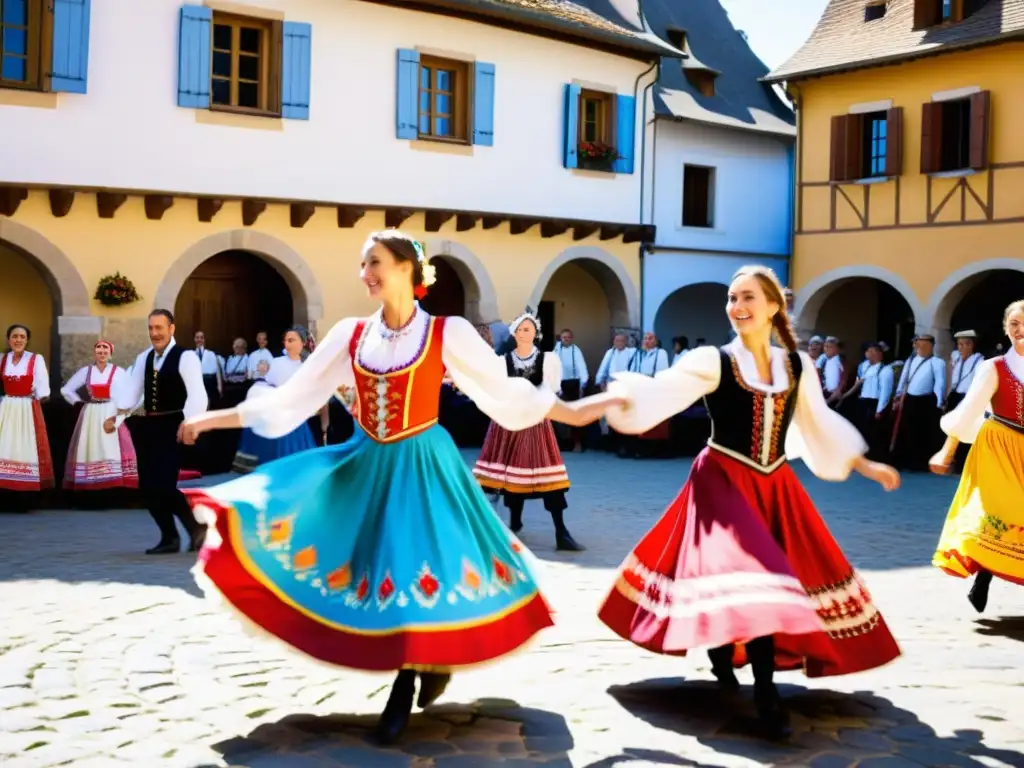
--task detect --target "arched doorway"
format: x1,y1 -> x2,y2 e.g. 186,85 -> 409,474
173,251 -> 294,355
532,255 -> 636,367
800,277 -> 917,361
654,283 -> 730,350
935,269 -> 1024,356
419,256 -> 466,318
0,241 -> 58,374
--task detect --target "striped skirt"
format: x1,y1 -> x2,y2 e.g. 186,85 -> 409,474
472,421 -> 570,498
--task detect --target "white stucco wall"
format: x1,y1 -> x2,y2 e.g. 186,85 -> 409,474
0,0 -> 654,224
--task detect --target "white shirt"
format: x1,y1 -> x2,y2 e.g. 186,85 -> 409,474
941,347 -> 1024,442
629,347 -> 670,376
595,347 -> 636,386
821,355 -> 843,392
895,354 -> 946,407
857,361 -> 894,413
247,348 -> 274,379
193,348 -> 221,378
1,351 -> 50,399
552,343 -> 588,385
121,338 -> 209,418
671,349 -> 691,367
223,354 -> 249,382
949,350 -> 984,395
60,364 -> 127,405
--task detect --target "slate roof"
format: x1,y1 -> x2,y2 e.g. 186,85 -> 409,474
392,0 -> 683,57
767,0 -> 1024,82
588,0 -> 796,136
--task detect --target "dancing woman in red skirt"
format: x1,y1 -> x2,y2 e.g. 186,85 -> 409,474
473,309 -> 584,551
599,266 -> 902,739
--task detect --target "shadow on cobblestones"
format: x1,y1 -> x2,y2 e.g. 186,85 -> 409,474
606,677 -> 1024,767
208,699 -> 572,767
975,615 -> 1024,644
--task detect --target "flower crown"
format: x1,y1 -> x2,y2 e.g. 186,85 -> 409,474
509,306 -> 542,340
412,241 -> 437,288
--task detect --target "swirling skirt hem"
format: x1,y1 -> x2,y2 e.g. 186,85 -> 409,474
189,493 -> 555,673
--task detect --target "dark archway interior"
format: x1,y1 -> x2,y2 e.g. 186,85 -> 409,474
815,279 -> 916,361
419,257 -> 466,318
950,270 -> 1024,355
174,251 -> 293,355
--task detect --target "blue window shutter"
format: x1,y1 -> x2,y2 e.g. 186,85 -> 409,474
613,94 -> 636,174
472,61 -> 495,146
282,21 -> 312,120
50,0 -> 91,94
396,48 -> 420,140
177,4 -> 212,109
563,83 -> 581,169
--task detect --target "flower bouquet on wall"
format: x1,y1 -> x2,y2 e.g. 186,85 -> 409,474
578,141 -> 619,171
94,272 -> 141,307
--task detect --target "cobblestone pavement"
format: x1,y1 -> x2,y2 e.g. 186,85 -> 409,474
2,450 -> 1023,768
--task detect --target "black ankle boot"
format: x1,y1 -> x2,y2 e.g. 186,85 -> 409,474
711,665 -> 740,691
753,682 -> 791,741
416,671 -> 451,708
376,670 -> 415,745
968,569 -> 993,613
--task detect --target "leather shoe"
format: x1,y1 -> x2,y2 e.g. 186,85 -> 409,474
375,670 -> 415,745
556,531 -> 585,551
146,539 -> 180,555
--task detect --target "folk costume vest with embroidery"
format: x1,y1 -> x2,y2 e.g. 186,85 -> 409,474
505,351 -> 544,386
86,366 -> 117,402
0,352 -> 38,398
349,316 -> 447,443
991,359 -> 1024,430
704,349 -> 803,473
144,346 -> 187,413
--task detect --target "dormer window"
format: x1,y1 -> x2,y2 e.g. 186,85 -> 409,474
685,69 -> 716,98
666,29 -> 686,51
865,2 -> 887,21
914,0 -> 967,28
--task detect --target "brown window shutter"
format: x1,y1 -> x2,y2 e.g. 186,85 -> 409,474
913,0 -> 937,28
830,115 -> 848,182
968,90 -> 991,170
920,101 -> 942,174
844,113 -> 864,180
884,107 -> 903,176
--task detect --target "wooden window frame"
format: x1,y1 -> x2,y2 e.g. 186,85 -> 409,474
0,0 -> 53,92
684,69 -> 716,98
920,91 -> 989,174
578,89 -> 614,146
682,164 -> 715,228
829,108 -> 903,182
913,0 -> 966,29
210,11 -> 282,117
417,54 -> 470,144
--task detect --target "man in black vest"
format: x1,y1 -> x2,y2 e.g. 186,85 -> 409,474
115,309 -> 209,554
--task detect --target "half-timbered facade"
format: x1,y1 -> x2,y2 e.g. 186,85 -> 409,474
0,0 -> 679,381
769,0 -> 1024,358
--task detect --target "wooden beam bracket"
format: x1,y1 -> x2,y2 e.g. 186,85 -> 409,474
572,223 -> 599,241
540,220 -> 569,238
509,218 -> 538,236
481,216 -> 503,230
599,225 -> 624,240
337,206 -> 366,228
455,213 -> 478,232
96,192 -> 127,219
385,208 -> 414,228
48,189 -> 75,218
290,202 -> 316,228
197,198 -> 224,223
144,194 -> 174,221
0,186 -> 28,217
424,210 -> 454,232
242,199 -> 267,227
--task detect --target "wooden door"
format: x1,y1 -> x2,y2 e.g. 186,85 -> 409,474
174,251 -> 294,356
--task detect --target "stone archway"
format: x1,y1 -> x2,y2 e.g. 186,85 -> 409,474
527,246 -> 639,367
423,238 -> 499,325
155,230 -> 323,336
654,282 -> 731,349
0,217 -> 97,382
924,258 -> 1024,357
794,265 -> 920,360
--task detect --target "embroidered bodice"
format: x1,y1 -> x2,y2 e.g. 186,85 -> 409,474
704,349 -> 803,472
1,352 -> 41,398
992,358 -> 1024,427
86,365 -> 117,401
349,316 -> 447,443
506,350 -> 543,386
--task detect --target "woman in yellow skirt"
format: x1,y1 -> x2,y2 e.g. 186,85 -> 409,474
931,299 -> 1024,612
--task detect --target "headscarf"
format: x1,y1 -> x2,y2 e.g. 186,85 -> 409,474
508,306 -> 542,340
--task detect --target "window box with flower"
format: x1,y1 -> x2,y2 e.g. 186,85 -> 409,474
578,141 -> 619,172
94,272 -> 141,307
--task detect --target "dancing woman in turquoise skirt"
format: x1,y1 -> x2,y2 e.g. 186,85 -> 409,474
177,229 -> 622,744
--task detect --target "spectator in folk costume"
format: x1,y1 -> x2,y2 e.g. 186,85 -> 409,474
595,333 -> 636,456
598,265 -> 901,740
618,331 -> 670,458
247,331 -> 274,382
61,340 -> 138,492
943,329 -> 984,471
890,334 -> 945,471
931,300 -> 1024,614
473,308 -> 584,551
0,324 -> 54,506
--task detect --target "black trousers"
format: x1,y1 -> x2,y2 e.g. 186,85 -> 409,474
135,413 -> 200,542
891,394 -> 943,471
